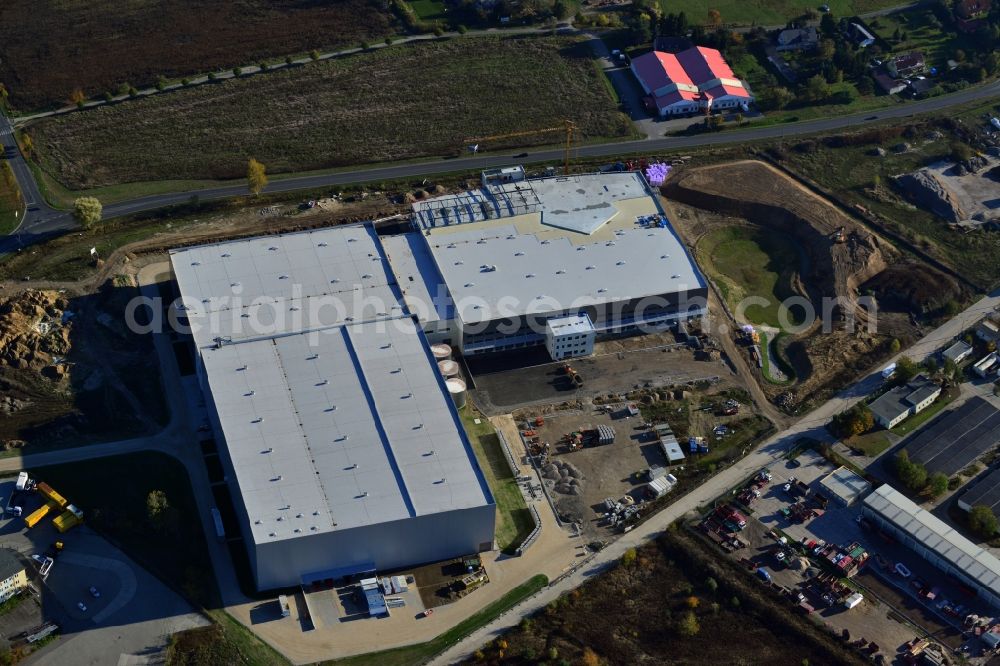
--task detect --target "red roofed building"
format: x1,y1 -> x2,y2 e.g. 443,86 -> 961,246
631,46 -> 753,117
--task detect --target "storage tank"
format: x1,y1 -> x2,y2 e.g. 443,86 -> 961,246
431,343 -> 452,361
438,359 -> 460,378
446,378 -> 467,409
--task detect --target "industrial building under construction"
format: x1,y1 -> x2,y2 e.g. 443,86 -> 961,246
169,168 -> 707,590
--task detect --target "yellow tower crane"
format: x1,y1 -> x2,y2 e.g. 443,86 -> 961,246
464,120 -> 577,175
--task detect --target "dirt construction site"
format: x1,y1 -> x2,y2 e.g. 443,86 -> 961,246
663,160 -> 962,410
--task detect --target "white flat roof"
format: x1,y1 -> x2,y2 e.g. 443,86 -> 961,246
170,225 -> 404,348
529,173 -> 650,234
426,224 -> 704,325
819,466 -> 871,503
546,314 -> 595,336
380,232 -> 451,325
201,317 -> 491,545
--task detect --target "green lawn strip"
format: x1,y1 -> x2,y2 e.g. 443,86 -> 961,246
660,0 -> 905,26
890,384 -> 959,436
325,574 -> 549,666
869,10 -> 961,71
758,330 -> 794,385
843,430 -> 891,456
748,88 -> 899,128
459,407 -> 534,551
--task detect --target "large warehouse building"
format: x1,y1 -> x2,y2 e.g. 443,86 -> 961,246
171,226 -> 495,591
863,484 -> 1000,609
169,168 -> 707,589
386,169 -> 709,357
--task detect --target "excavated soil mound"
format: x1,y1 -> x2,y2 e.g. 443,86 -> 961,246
664,161 -> 911,410
893,170 -> 965,222
666,161 -> 893,322
0,290 -> 71,375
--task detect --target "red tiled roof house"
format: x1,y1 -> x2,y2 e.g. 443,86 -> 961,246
630,46 -> 753,117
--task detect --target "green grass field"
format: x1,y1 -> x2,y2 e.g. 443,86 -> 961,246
409,0 -> 448,20
662,0 -> 908,26
29,36 -> 632,190
0,162 -> 24,234
844,430 -> 891,456
697,226 -> 804,328
460,407 -> 535,552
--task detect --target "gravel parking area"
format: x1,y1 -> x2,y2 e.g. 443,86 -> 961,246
469,340 -> 730,414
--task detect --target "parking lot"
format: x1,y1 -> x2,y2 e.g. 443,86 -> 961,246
0,478 -> 207,665
722,450 -> 1000,660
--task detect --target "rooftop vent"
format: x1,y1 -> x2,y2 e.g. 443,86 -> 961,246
262,447 -> 273,454
414,423 -> 424,430
586,265 -> 595,270
514,251 -> 524,256
346,463 -> 358,470
268,246 -> 278,251
279,274 -> 289,280
402,393 -> 412,399
598,288 -> 607,293
308,353 -> 319,360
465,282 -> 475,288
358,491 -> 369,498
455,260 -> 464,266
435,478 -> 446,484
576,247 -> 586,252
271,475 -> 282,482
330,278 -> 339,283
191,261 -> 201,266
525,273 -> 535,278
347,238 -> 357,243
318,242 -> 328,247
296,513 -> 303,518
617,261 -> 626,266
671,274 -> 680,279
221,252 -> 231,258
252,417 -> 264,424
245,390 -> 255,396
255,519 -> 261,525
556,269 -> 566,275
238,364 -> 248,371
231,282 -> 241,287
316,379 -> 328,386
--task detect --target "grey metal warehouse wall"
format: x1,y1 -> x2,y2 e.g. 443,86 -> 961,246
252,503 -> 497,590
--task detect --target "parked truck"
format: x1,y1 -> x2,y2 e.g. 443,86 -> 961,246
36,483 -> 68,509
25,502 -> 56,529
53,505 -> 83,533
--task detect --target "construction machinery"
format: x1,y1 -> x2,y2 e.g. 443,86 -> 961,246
464,120 -> 577,175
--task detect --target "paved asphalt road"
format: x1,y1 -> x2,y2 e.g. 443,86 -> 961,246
431,289 -> 1000,665
3,77 -> 1000,255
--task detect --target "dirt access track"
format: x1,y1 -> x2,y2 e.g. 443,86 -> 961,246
664,160 -> 956,409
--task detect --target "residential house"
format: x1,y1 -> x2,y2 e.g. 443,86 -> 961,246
850,22 -> 877,48
775,27 -> 819,52
956,0 -> 992,31
631,46 -> 754,117
887,52 -> 926,79
908,78 -> 937,97
0,550 -> 27,604
868,374 -> 941,429
957,0 -> 991,17
874,72 -> 907,95
942,340 -> 974,364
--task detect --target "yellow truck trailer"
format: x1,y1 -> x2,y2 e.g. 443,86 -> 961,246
24,501 -> 57,529
36,483 -> 68,509
52,505 -> 83,533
